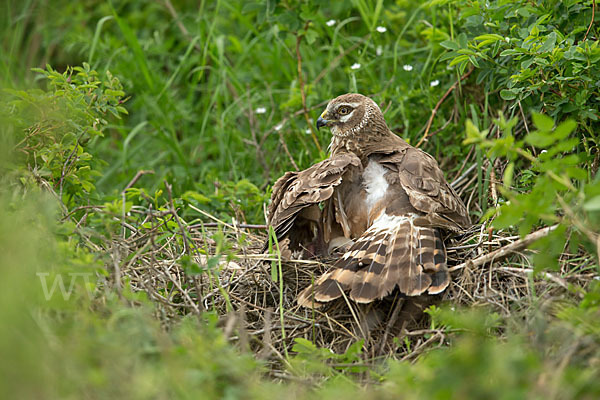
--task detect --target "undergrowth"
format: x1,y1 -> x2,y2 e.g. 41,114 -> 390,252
1,0 -> 600,398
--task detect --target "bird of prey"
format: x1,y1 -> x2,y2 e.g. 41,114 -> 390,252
266,93 -> 470,307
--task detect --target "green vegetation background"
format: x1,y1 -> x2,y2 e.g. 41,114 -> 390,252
2,0 -> 600,398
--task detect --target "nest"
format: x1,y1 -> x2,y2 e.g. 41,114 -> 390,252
83,169 -> 592,377
105,194 -> 594,372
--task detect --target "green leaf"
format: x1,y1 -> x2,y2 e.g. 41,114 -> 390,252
500,89 -> 517,100
538,31 -> 557,53
449,54 -> 470,66
475,33 -> 505,48
525,131 -> 555,147
440,40 -> 459,50
463,119 -> 486,144
500,49 -> 522,56
503,162 -> 515,188
304,27 -> 318,45
292,338 -> 318,354
531,112 -> 554,131
583,195 -> 600,211
553,119 -> 577,140
475,33 -> 505,42
531,224 -> 567,273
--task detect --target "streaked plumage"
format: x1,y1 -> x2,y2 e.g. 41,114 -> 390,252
266,93 -> 470,307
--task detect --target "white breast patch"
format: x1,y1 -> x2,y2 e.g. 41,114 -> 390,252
362,160 -> 389,213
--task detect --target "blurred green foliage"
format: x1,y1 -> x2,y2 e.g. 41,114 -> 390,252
2,0 -> 600,398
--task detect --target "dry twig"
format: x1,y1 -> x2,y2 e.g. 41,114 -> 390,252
416,68 -> 475,148
450,225 -> 558,272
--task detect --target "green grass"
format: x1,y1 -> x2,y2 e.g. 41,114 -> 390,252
2,0 -> 600,398
3,0 -> 463,201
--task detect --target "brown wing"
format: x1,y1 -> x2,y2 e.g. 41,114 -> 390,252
379,147 -> 470,231
265,153 -> 362,256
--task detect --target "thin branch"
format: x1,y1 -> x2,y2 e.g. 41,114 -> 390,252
163,0 -> 202,51
277,128 -> 300,171
189,222 -> 267,230
123,170 -> 154,192
164,181 -> 191,254
416,67 -> 474,148
60,205 -> 106,221
583,0 -> 596,42
58,132 -> 85,199
449,224 -> 558,272
121,170 -> 154,239
312,37 -> 368,87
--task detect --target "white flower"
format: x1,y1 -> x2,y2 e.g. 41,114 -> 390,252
430,80 -> 440,87
376,26 -> 387,33
255,107 -> 266,114
376,45 -> 383,56
403,64 -> 413,71
274,123 -> 283,131
326,19 -> 336,27
350,63 -> 361,70
305,129 -> 311,134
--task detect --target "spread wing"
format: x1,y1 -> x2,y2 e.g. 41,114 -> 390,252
265,153 -> 362,256
379,146 -> 470,231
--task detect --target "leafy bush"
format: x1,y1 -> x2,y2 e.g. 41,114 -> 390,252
2,64 -> 126,207
1,0 -> 600,398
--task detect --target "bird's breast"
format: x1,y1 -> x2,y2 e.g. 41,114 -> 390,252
362,160 -> 388,212
334,158 -> 405,240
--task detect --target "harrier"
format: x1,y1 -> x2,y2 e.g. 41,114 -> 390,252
266,93 -> 470,307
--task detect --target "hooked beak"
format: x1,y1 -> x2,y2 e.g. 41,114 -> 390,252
316,116 -> 329,130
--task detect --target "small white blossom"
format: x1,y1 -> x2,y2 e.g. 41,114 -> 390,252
403,64 -> 413,71
255,107 -> 266,114
376,45 -> 383,56
350,63 -> 361,70
274,123 -> 283,131
430,80 -> 440,87
326,19 -> 336,27
305,129 -> 311,134
376,26 -> 387,33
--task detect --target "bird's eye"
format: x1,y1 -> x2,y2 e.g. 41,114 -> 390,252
338,106 -> 351,115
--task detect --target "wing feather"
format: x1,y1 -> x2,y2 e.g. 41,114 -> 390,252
379,147 -> 470,231
265,153 -> 361,252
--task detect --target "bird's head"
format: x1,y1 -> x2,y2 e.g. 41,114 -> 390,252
316,93 -> 385,137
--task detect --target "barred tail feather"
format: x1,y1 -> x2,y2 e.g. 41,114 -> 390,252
297,235 -> 371,306
297,213 -> 450,307
425,229 -> 449,294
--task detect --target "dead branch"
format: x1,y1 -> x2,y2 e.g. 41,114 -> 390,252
449,224 -> 558,272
